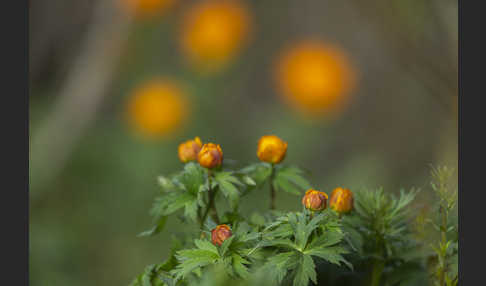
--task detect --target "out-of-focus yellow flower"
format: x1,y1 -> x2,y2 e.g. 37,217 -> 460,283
180,0 -> 251,73
197,143 -> 223,169
275,40 -> 357,116
178,137 -> 203,163
211,224 -> 232,246
126,79 -> 188,139
257,135 -> 288,164
302,189 -> 328,211
120,0 -> 176,18
329,187 -> 354,214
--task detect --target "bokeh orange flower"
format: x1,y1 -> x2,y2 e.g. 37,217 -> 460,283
120,0 -> 176,18
179,0 -> 251,73
126,78 -> 188,139
275,40 -> 357,117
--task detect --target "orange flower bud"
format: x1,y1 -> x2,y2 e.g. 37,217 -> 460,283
211,224 -> 232,246
302,189 -> 328,211
257,135 -> 288,164
329,187 -> 354,213
197,143 -> 223,169
178,137 -> 203,163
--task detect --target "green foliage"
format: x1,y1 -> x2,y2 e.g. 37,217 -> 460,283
131,155 -> 458,286
341,187 -> 425,286
171,222 -> 258,282
254,211 -> 351,286
272,166 -> 312,195
427,166 -> 458,286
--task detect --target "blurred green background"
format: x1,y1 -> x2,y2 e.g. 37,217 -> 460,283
29,0 -> 457,285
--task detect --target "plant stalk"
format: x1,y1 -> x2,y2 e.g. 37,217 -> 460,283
270,164 -> 276,210
370,259 -> 385,286
200,171 -> 219,230
438,204 -> 448,286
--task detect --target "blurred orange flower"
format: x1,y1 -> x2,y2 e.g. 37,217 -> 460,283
180,0 -> 251,73
120,0 -> 176,18
275,40 -> 357,116
126,79 -> 188,139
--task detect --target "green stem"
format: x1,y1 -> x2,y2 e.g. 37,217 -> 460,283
269,164 -> 276,210
370,259 -> 385,286
438,205 -> 448,286
200,171 -> 219,230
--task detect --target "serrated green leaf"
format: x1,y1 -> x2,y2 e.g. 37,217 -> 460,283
194,239 -> 219,255
232,254 -> 250,279
305,246 -> 352,270
219,235 -> 235,257
261,251 -> 297,286
214,172 -> 242,210
293,254 -> 317,286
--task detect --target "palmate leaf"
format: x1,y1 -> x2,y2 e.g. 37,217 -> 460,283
293,254 -> 317,286
214,171 -> 244,210
273,166 -> 311,195
172,249 -> 219,281
239,163 -> 272,187
231,253 -> 251,279
260,251 -> 298,286
305,245 -> 352,270
173,162 -> 207,195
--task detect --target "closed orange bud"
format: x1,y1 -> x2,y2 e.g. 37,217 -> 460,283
197,143 -> 223,169
211,224 -> 232,246
302,189 -> 328,211
257,135 -> 288,164
329,187 -> 353,213
178,137 -> 203,163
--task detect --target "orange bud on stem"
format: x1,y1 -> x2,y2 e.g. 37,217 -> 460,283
178,137 -> 203,163
211,224 -> 232,246
257,135 -> 288,164
329,187 -> 354,214
197,143 -> 223,169
302,189 -> 328,212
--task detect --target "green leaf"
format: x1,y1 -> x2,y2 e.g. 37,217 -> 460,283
261,251 -> 297,286
214,172 -> 243,210
273,166 -> 311,195
184,200 -> 199,222
260,238 -> 298,251
307,227 -> 344,249
157,176 -> 177,192
305,246 -> 352,270
194,239 -> 219,255
293,254 -> 317,286
232,253 -> 250,279
138,216 -> 168,237
242,175 -> 256,186
151,192 -> 194,218
219,235 -> 235,257
239,163 -> 272,186
174,162 -> 206,195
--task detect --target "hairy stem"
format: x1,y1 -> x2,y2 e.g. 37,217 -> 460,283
270,164 -> 276,210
